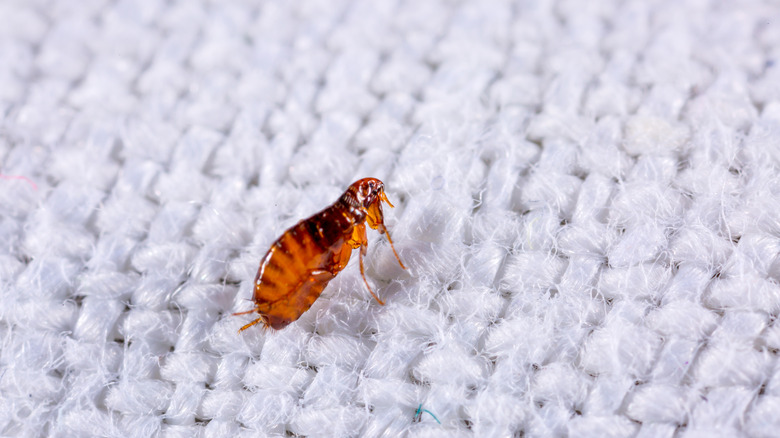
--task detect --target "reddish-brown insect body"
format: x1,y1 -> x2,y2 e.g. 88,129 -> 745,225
234,178 -> 406,332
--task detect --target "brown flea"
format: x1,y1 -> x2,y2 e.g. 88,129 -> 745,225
235,178 -> 406,332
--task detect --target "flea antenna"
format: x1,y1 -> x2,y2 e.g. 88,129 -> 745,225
379,190 -> 395,208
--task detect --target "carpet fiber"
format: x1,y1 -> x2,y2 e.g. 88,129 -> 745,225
2,0 -> 780,436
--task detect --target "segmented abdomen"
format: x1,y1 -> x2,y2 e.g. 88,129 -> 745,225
251,203 -> 357,328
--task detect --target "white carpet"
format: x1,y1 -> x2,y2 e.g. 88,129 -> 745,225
2,0 -> 780,436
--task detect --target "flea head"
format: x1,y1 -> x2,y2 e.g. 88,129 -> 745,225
351,177 -> 393,209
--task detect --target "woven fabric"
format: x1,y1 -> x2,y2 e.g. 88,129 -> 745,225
2,0 -> 780,436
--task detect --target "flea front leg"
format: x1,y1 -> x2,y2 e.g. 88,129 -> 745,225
366,196 -> 406,270
349,223 -> 385,305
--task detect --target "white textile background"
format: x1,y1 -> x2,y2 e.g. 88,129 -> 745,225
2,0 -> 780,436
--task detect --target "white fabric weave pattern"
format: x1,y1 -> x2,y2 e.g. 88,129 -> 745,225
2,0 -> 780,436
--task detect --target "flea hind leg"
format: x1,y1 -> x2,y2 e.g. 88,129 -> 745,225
234,309 -> 269,333
238,316 -> 267,333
